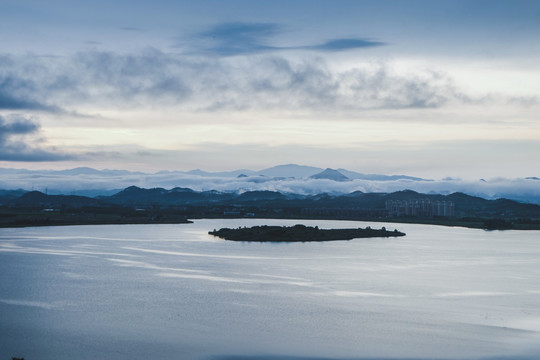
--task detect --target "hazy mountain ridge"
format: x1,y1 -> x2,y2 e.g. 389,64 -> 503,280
256,164 -> 324,178
109,186 -> 236,205
0,165 -> 539,204
0,164 -> 424,181
10,191 -> 104,207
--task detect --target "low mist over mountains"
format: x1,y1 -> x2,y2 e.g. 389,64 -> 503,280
0,164 -> 539,204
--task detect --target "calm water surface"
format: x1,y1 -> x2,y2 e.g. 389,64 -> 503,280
1,219 -> 540,360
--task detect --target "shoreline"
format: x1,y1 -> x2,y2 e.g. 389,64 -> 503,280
1,213 -> 539,230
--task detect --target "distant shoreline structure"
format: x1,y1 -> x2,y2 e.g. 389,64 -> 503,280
386,199 -> 455,217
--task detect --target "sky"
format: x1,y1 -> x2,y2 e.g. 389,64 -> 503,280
1,0 -> 539,179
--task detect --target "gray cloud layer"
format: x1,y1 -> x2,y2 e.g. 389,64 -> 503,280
0,49 -> 471,114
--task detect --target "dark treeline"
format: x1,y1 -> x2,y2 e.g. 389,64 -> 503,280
1,186 -> 540,230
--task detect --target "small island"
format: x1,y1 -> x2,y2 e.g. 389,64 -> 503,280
208,224 -> 405,242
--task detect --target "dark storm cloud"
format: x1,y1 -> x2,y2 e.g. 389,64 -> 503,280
196,22 -> 280,55
300,38 -> 385,52
0,75 -> 58,111
191,22 -> 385,55
0,115 -> 39,136
0,115 -> 72,161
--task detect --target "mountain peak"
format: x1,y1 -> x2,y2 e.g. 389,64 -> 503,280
310,168 -> 349,181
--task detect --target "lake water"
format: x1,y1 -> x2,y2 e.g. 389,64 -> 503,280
1,219 -> 540,360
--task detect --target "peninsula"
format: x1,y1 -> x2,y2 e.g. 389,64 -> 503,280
208,224 -> 405,242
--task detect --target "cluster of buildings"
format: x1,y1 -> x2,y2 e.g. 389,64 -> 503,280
385,199 -> 455,218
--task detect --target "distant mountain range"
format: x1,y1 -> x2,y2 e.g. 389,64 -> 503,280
0,164 -> 539,204
184,164 -> 427,181
3,186 -> 540,224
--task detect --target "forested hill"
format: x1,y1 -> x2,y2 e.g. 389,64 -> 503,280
2,186 -> 540,223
